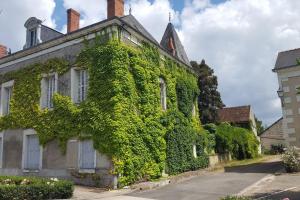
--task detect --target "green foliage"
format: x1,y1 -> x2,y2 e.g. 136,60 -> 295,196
0,176 -> 73,200
190,60 -> 224,124
255,117 -> 264,135
205,123 -> 259,160
0,38 -> 208,186
282,147 -> 300,173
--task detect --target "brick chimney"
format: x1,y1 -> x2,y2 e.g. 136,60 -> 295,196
0,45 -> 7,59
107,0 -> 124,19
67,9 -> 80,33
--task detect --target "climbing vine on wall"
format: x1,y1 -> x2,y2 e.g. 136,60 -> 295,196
0,38 -> 209,186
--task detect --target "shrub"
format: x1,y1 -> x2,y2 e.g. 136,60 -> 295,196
221,196 -> 251,200
282,147 -> 300,173
0,176 -> 73,200
270,144 -> 286,155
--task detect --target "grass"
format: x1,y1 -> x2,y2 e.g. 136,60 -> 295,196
224,155 -> 280,168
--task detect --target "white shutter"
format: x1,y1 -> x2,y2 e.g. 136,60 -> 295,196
78,70 -> 88,103
80,140 -> 95,169
0,137 -> 2,168
26,135 -> 40,169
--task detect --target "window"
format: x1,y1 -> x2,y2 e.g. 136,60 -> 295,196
79,140 -> 96,170
29,29 -> 37,47
0,132 -> 3,168
41,73 -> 57,109
0,80 -> 14,116
160,78 -> 167,111
193,144 -> 197,158
23,130 -> 42,170
71,69 -> 88,103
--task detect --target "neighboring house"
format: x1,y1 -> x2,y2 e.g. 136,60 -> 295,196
259,118 -> 284,150
274,48 -> 300,148
217,105 -> 258,135
218,105 -> 261,153
0,0 -> 195,188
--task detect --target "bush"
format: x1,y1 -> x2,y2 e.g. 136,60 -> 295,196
270,144 -> 286,155
221,196 -> 251,200
0,176 -> 73,200
282,147 -> 300,173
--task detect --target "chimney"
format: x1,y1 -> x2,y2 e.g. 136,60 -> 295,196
0,45 -> 7,59
67,9 -> 80,33
107,0 -> 124,19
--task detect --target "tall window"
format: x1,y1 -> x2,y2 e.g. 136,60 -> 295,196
71,69 -> 88,104
78,70 -> 88,103
29,29 -> 37,47
1,80 -> 14,116
79,140 -> 95,170
23,133 -> 41,170
41,74 -> 57,109
0,133 -> 3,168
160,78 -> 167,111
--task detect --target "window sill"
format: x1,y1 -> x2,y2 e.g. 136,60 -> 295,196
23,169 -> 40,173
78,169 -> 95,174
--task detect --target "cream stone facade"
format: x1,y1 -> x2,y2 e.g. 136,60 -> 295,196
260,118 -> 284,150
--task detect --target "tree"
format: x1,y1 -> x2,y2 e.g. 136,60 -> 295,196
255,117 -> 265,135
191,60 -> 224,124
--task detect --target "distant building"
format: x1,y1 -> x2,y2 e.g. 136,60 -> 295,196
274,48 -> 300,148
259,118 -> 284,150
218,105 -> 258,135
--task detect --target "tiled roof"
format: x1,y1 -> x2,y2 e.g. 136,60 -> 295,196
160,23 -> 190,66
218,105 -> 251,123
274,48 -> 300,71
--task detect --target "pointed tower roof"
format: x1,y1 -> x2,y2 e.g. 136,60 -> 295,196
160,23 -> 190,65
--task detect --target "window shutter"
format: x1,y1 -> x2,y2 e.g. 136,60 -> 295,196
26,135 -> 40,169
80,140 -> 95,169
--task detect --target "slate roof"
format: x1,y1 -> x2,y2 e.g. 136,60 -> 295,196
120,14 -> 158,45
274,48 -> 300,71
160,23 -> 190,66
218,105 -> 251,124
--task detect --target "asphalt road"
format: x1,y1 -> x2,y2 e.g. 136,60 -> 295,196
127,160 -> 283,200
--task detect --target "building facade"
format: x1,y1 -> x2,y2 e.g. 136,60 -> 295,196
259,118 -> 284,150
0,0 -> 199,188
274,49 -> 300,147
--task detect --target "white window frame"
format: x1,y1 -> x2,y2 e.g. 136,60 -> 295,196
22,129 -> 43,172
40,73 -> 58,109
78,140 -> 96,173
71,68 -> 89,104
160,78 -> 167,111
0,132 -> 3,168
0,80 -> 14,116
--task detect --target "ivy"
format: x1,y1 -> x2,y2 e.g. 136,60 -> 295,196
0,38 -> 209,186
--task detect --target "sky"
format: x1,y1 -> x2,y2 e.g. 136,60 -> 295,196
1,0 -> 299,126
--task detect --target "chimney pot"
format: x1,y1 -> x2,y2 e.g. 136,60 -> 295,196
67,8 -> 80,33
0,45 -> 8,59
107,0 -> 124,19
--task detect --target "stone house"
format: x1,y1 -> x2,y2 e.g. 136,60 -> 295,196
274,48 -> 300,148
259,117 -> 284,151
0,0 -> 197,188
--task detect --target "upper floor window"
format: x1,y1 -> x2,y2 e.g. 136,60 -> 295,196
41,73 -> 57,109
29,29 -> 37,47
160,78 -> 167,111
0,80 -> 14,116
71,68 -> 89,103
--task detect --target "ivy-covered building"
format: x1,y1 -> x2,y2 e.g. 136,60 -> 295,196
0,0 -> 208,188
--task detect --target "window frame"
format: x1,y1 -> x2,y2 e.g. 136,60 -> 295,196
159,78 -> 167,111
71,68 -> 89,104
0,80 -> 14,116
78,140 -> 96,173
40,73 -> 58,109
22,129 -> 43,172
29,28 -> 37,47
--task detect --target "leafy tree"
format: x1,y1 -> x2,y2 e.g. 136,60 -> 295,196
191,60 -> 224,124
255,117 -> 265,135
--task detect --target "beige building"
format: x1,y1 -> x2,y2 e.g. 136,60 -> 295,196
274,49 -> 300,147
259,118 -> 284,150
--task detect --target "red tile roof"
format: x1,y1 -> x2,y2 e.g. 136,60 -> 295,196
218,105 -> 251,124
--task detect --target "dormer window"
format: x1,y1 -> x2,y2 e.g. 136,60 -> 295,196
29,29 -> 37,47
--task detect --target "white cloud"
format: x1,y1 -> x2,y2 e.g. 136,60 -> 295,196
0,0 -> 56,51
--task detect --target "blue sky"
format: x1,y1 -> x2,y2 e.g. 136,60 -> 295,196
53,0 -> 227,32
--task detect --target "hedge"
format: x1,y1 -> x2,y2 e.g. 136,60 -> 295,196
0,176 -> 73,200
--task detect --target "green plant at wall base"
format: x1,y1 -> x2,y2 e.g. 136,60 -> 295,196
0,38 -> 209,186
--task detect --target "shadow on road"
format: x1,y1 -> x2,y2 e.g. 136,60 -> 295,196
224,161 -> 284,174
251,190 -> 300,200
